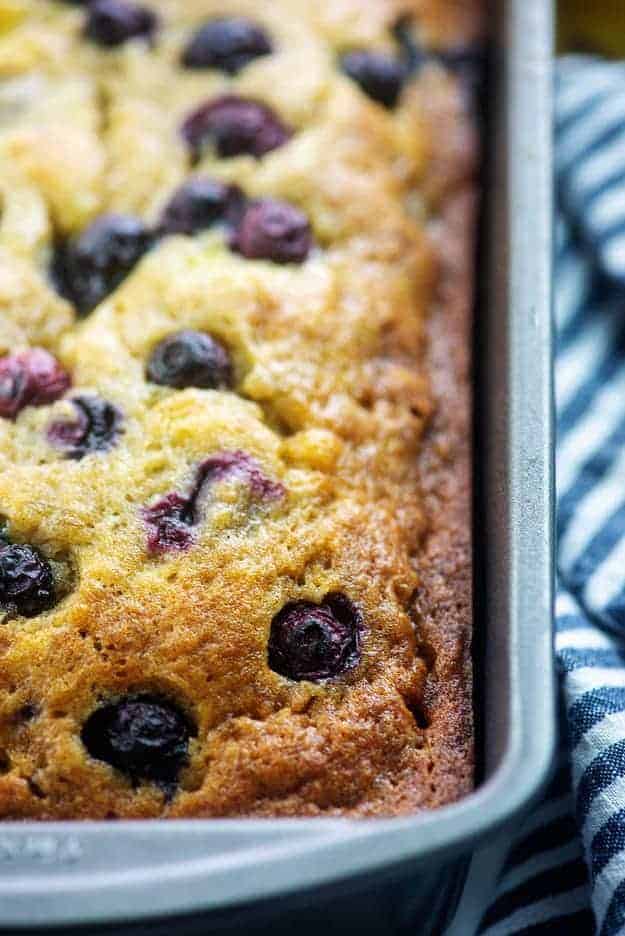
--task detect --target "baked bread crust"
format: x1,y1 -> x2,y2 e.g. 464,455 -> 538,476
0,0 -> 478,818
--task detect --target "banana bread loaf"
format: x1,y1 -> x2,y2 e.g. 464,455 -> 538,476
0,0 -> 478,818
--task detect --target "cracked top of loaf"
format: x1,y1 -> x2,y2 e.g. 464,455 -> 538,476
0,0 -> 478,818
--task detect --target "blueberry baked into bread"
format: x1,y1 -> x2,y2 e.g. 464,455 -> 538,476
0,0 -> 479,818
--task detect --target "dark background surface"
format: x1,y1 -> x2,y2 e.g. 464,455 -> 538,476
559,0 -> 625,56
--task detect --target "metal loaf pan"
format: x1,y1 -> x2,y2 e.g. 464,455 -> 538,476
0,0 -> 554,931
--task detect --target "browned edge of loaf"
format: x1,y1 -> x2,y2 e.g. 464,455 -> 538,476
409,69 -> 479,808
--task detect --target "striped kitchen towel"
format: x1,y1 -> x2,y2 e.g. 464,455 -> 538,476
479,56 -> 625,935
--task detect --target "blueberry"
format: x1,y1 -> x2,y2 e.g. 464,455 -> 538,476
232,199 -> 311,264
392,17 -> 485,100
147,330 -> 232,390
436,43 -> 486,102
143,493 -> 195,555
53,214 -> 152,316
158,178 -> 245,236
0,544 -> 55,618
143,451 -> 284,555
47,396 -> 123,459
195,450 -> 284,501
180,95 -> 291,162
84,0 -> 157,47
81,694 -> 193,788
391,17 -> 427,73
340,50 -> 406,108
0,349 -> 71,420
436,44 -> 486,72
268,592 -> 362,681
182,18 -> 271,74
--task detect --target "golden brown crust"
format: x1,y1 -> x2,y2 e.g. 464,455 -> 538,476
0,0 -> 476,818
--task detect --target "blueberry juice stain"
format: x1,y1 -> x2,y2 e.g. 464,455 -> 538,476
143,451 -> 284,555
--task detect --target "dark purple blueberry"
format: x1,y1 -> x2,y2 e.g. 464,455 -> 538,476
146,330 -> 232,390
0,349 -> 71,420
340,50 -> 406,108
143,451 -> 283,555
181,18 -> 271,74
194,450 -> 285,501
436,44 -> 486,72
436,43 -> 486,103
53,214 -> 152,316
84,0 -> 157,47
268,592 -> 362,682
143,493 -> 194,555
180,96 -> 291,162
232,199 -> 311,264
158,178 -> 245,236
0,544 -> 55,618
392,17 -> 485,77
47,396 -> 123,459
81,694 -> 193,788
391,17 -> 427,73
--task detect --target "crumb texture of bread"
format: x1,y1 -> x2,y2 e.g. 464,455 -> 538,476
0,0 -> 477,819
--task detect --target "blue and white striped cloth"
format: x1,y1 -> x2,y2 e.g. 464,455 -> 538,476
478,57 -> 625,935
